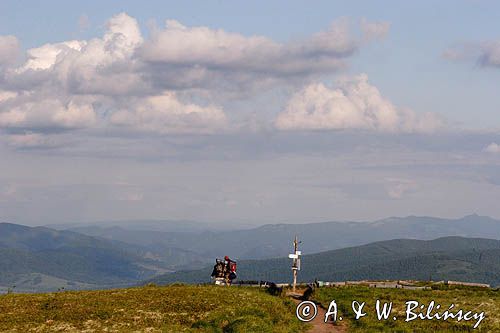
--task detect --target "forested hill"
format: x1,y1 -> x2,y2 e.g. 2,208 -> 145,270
148,236 -> 500,287
0,223 -> 171,292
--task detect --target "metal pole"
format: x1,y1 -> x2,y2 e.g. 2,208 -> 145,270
292,235 -> 298,293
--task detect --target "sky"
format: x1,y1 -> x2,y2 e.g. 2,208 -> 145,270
0,1 -> 499,225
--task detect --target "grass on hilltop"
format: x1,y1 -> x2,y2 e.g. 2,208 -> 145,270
2,282 -> 498,332
313,285 -> 500,332
0,284 -> 305,332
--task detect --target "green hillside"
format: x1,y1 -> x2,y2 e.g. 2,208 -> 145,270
149,237 -> 500,286
0,285 -> 303,332
0,223 -> 172,292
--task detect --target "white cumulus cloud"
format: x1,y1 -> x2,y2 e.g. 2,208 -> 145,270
17,40 -> 86,72
275,74 -> 442,133
8,13 -> 144,96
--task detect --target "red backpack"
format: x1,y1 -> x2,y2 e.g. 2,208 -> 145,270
229,261 -> 237,273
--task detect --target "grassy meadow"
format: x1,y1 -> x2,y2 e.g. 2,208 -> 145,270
0,284 -> 304,333
313,285 -> 500,332
1,283 -> 499,332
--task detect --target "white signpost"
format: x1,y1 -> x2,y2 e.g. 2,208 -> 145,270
289,236 -> 301,293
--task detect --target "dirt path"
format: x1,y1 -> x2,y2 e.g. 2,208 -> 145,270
289,292 -> 347,333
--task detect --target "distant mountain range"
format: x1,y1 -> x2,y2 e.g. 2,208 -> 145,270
47,219 -> 233,233
64,214 -> 500,261
2,214 -> 500,292
148,237 -> 500,287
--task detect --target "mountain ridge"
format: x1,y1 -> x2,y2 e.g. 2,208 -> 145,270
148,236 -> 500,287
63,214 -> 500,260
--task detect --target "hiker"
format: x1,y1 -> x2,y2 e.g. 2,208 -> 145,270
211,256 -> 237,285
224,255 -> 237,285
211,259 -> 226,279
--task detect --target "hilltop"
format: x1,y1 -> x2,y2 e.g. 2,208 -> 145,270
0,283 -> 498,332
0,285 -> 303,332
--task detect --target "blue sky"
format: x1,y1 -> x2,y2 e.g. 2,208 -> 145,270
0,1 -> 499,224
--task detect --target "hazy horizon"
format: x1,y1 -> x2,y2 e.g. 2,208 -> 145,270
1,212 -> 496,228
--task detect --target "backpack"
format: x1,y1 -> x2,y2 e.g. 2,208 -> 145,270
229,261 -> 237,273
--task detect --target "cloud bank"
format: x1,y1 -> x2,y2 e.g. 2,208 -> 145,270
140,18 -> 357,79
0,12 -> 444,146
